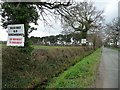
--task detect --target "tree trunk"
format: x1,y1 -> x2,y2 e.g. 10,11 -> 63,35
81,31 -> 87,39
81,31 -> 87,46
24,23 -> 29,47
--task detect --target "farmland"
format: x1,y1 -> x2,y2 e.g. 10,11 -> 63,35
32,45 -> 84,49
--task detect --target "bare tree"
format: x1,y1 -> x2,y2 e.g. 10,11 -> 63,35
60,1 -> 104,39
105,17 -> 119,47
1,0 -> 72,49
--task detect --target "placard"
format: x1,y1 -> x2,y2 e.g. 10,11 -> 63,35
7,24 -> 25,46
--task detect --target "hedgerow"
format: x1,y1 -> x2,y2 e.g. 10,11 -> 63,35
2,46 -> 93,88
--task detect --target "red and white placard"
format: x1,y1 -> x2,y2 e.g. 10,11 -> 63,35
7,24 -> 25,47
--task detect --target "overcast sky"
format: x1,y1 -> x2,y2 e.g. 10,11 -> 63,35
0,0 -> 119,41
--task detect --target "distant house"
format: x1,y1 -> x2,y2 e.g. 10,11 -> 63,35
117,41 -> 120,46
42,39 -> 45,45
46,41 -> 51,45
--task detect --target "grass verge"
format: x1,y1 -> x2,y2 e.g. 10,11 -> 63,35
111,48 -> 120,51
105,46 -> 120,51
46,48 -> 101,88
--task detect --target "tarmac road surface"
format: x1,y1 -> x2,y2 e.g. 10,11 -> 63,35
96,47 -> 118,88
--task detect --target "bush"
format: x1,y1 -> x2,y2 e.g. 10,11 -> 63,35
2,46 -> 32,88
2,46 -> 93,88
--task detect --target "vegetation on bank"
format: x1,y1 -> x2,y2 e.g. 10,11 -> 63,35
46,48 -> 101,88
110,47 -> 120,51
2,45 -> 94,88
104,46 -> 120,51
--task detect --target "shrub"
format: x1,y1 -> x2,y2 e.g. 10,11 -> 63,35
2,46 -> 93,88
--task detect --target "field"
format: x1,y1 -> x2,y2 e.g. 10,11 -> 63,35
32,45 -> 83,49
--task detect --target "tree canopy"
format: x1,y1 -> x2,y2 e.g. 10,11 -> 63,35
61,1 -> 104,39
1,1 -> 71,48
105,17 -> 119,47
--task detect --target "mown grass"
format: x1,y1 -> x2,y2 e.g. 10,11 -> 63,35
32,45 -> 82,49
46,48 -> 101,88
